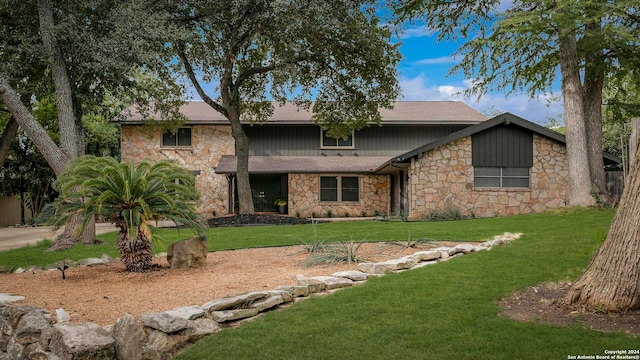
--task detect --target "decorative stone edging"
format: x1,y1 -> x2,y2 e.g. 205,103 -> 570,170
0,232 -> 521,360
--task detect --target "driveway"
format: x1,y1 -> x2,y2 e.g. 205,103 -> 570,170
0,221 -> 175,252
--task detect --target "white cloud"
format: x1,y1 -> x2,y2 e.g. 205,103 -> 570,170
400,74 -> 564,124
399,25 -> 434,39
414,56 -> 457,65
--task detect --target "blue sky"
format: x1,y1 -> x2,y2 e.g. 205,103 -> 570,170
396,25 -> 564,125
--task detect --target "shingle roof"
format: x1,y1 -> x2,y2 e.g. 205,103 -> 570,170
121,101 -> 486,125
215,155 -> 391,174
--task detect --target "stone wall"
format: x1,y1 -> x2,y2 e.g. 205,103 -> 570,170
288,174 -> 390,218
409,134 -> 570,218
121,125 -> 235,218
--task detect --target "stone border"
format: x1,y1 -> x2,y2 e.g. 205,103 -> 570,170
0,233 -> 520,360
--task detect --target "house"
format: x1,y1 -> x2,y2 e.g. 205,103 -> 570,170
118,102 -> 619,219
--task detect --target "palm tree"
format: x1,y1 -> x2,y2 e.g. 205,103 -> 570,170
52,156 -> 205,272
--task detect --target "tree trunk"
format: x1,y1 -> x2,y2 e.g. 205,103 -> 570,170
564,144 -> 640,312
558,32 -> 596,206
583,20 -> 611,205
38,0 -> 95,248
229,114 -> 254,215
0,116 -> 19,168
0,75 -> 68,174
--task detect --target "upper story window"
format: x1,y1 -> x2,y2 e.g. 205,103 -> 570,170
321,129 -> 354,149
162,128 -> 192,147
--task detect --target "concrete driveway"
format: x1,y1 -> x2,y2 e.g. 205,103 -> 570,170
0,221 -> 175,252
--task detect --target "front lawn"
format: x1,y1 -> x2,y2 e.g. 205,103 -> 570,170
172,208 -> 638,359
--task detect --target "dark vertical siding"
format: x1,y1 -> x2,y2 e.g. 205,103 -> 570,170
246,125 -> 468,157
472,125 -> 533,167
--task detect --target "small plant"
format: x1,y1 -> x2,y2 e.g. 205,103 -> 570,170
343,212 -> 350,218
306,240 -> 366,266
326,209 -> 333,218
301,239 -> 327,254
274,198 -> 287,206
426,207 -> 473,222
593,303 -> 607,314
360,210 -> 367,217
311,211 -> 316,218
295,211 -> 301,218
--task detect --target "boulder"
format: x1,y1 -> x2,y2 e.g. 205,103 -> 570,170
49,322 -> 115,360
76,258 -> 105,267
410,251 -> 442,262
182,318 -> 221,337
167,237 -> 208,269
251,294 -> 285,312
276,285 -> 309,298
55,309 -> 71,323
111,313 -> 146,360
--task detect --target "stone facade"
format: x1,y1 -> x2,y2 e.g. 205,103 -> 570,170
288,173 -> 390,218
409,134 -> 571,218
121,125 -> 234,218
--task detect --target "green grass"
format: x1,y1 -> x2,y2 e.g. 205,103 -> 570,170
170,207 -> 638,360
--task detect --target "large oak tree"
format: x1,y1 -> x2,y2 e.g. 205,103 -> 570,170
169,0 -> 401,214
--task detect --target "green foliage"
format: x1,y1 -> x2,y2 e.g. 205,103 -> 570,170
306,240 -> 365,266
425,207 -> 474,222
52,156 -> 205,235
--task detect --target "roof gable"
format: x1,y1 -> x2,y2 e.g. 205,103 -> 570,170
386,112 -> 620,168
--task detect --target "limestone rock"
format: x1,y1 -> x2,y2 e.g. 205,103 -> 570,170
49,322 -> 115,360
295,275 -> 327,293
146,329 -> 189,355
140,312 -> 189,333
309,276 -> 354,290
182,318 -> 221,337
202,292 -> 267,312
411,251 -> 442,262
430,246 -> 457,256
332,271 -> 368,281
15,310 -> 51,345
0,294 -> 24,304
167,237 -> 208,269
0,266 -> 13,274
165,306 -> 205,320
356,262 -> 393,275
208,309 -> 259,323
111,313 -> 146,360
76,258 -> 105,267
251,294 -> 284,312
55,309 -> 71,323
276,285 -> 309,298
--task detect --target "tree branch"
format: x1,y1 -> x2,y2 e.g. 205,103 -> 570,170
176,42 -> 227,117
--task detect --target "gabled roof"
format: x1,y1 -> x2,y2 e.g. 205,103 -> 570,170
120,101 -> 486,125
215,155 -> 390,174
375,112 -> 621,172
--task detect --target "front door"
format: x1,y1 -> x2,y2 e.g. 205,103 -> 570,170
250,175 -> 286,212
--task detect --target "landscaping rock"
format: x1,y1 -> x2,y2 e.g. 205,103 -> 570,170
332,271 -> 368,281
49,322 -> 115,360
202,292 -> 268,312
167,237 -> 208,269
0,266 -> 13,274
0,294 -> 24,304
15,310 -> 51,345
140,312 -> 189,333
165,306 -> 205,320
295,275 -> 327,293
251,294 -> 285,312
55,309 -> 71,323
76,258 -> 105,267
410,250 -> 442,262
276,285 -> 309,298
356,262 -> 394,275
182,318 -> 221,337
111,313 -> 145,360
208,309 -> 259,323
146,329 -> 189,355
309,276 -> 354,290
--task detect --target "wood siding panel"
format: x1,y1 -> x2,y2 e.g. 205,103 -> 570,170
472,125 -> 533,167
246,125 -> 467,157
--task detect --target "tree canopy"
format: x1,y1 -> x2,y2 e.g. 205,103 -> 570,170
168,0 -> 401,214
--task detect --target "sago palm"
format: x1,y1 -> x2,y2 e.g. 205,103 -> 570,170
53,156 -> 205,272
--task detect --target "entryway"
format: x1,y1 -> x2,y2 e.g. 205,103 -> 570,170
250,174 -> 288,212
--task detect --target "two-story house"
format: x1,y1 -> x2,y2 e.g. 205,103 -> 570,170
119,101 -> 619,219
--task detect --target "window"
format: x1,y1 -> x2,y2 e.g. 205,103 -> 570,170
320,176 -> 359,202
321,130 -> 354,148
162,128 -> 192,147
474,167 -> 530,188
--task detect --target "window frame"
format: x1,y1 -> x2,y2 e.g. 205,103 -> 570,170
319,175 -> 360,202
161,127 -> 192,148
320,129 -> 354,149
473,166 -> 530,189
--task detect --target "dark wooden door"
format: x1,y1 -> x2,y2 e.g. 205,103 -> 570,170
250,175 -> 284,212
